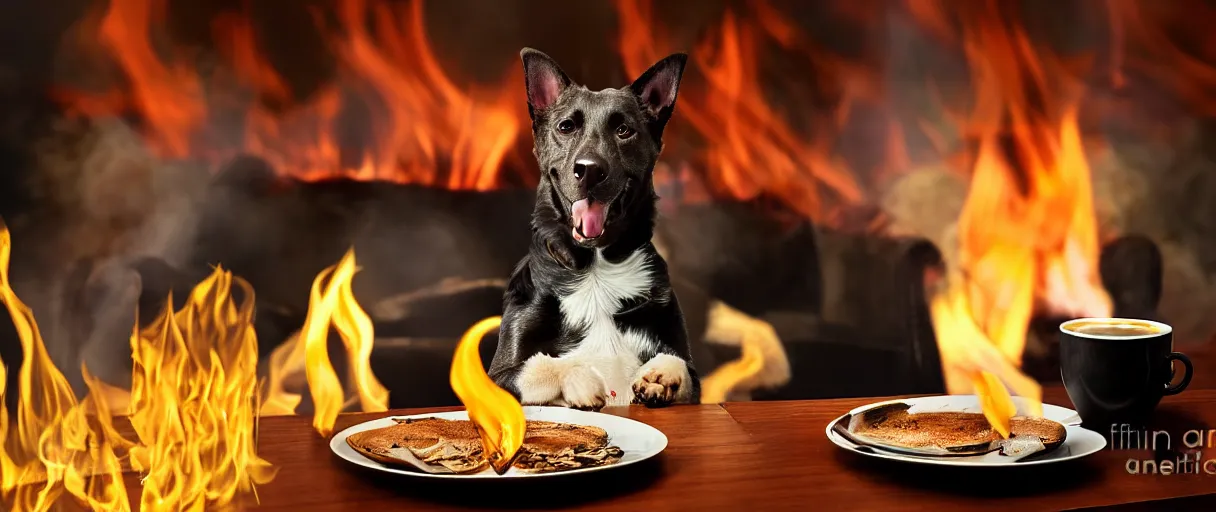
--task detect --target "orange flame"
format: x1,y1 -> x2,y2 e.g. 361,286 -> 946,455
96,0 -> 205,158
700,337 -> 764,404
1108,0 -> 1216,114
914,0 -> 1112,435
615,0 -> 883,222
450,317 -> 524,475
59,0 -> 529,188
262,249 -> 389,437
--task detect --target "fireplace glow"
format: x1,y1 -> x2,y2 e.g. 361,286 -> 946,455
59,0 -> 529,188
914,0 -> 1112,433
615,0 -> 871,222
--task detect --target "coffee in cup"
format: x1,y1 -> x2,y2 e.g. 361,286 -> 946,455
1059,318 -> 1192,427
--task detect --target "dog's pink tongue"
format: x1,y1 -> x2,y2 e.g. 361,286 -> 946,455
572,199 -> 606,239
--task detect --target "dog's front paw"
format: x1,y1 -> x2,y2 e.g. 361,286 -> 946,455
561,365 -> 609,411
517,354 -> 564,405
631,354 -> 691,407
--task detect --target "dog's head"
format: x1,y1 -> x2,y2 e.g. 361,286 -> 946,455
520,48 -> 687,249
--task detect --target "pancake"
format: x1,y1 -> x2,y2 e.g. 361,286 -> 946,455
849,403 -> 1067,452
344,418 -> 624,474
345,417 -> 488,473
513,420 -> 624,473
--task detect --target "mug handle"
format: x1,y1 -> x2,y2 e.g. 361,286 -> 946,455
1164,352 -> 1193,396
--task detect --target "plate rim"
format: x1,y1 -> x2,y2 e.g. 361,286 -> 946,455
329,406 -> 669,479
824,395 -> 1108,467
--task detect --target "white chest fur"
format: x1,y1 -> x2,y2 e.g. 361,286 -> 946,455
556,249 -> 656,406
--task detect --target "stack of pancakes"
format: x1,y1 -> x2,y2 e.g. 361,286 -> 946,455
345,417 -> 624,474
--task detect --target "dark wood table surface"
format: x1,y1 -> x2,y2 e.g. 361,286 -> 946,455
187,393 -> 1215,510
30,347 -> 1210,510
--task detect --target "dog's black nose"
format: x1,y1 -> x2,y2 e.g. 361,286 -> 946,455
572,157 -> 606,189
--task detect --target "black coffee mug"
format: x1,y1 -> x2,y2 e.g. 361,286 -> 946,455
1060,318 -> 1193,427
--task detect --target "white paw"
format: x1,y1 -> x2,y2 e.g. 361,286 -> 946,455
631,353 -> 691,407
560,364 -> 609,411
516,354 -> 564,405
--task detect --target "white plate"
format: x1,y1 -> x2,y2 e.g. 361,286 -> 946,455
330,406 -> 668,479
825,395 -> 1107,467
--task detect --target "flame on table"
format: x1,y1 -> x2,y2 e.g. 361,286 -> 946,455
261,249 -> 389,437
0,221 -> 133,510
701,341 -> 763,404
0,219 -> 275,511
449,317 -> 523,475
127,267 -> 277,510
700,302 -> 787,403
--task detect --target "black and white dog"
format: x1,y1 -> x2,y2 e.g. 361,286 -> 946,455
487,48 -> 699,409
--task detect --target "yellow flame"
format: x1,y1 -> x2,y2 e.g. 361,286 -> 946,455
260,333 -> 306,417
262,249 -> 388,436
126,267 -> 277,511
450,317 -> 523,475
701,340 -> 763,404
929,282 -> 1043,438
0,221 -> 134,511
699,302 -> 789,403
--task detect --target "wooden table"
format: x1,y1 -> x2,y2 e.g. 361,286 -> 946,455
113,387 -> 1205,511
14,347 -> 1209,510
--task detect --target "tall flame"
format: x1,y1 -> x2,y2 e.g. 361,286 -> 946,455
262,249 -> 389,437
450,317 -> 524,475
127,268 -> 277,510
0,221 -> 134,511
916,0 -> 1112,435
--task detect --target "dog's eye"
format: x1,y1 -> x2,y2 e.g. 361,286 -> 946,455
557,119 -> 576,134
615,124 -> 635,139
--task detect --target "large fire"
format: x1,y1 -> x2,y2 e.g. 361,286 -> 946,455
911,0 -> 1113,434
0,221 -> 276,511
0,220 -> 133,510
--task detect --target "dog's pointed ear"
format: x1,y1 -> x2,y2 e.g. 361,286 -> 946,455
521,48 -> 571,116
630,53 -> 688,121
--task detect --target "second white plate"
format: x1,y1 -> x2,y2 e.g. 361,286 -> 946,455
826,395 -> 1107,467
